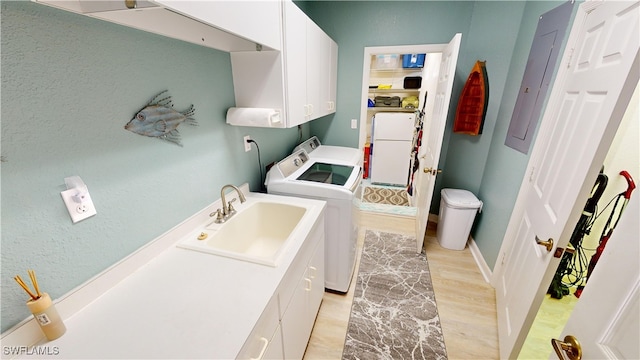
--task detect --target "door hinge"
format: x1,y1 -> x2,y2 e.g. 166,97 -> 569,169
529,166 -> 536,183
567,47 -> 574,69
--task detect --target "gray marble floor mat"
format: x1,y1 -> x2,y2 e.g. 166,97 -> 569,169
342,230 -> 447,360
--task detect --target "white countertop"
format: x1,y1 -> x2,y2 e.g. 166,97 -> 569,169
14,192 -> 326,359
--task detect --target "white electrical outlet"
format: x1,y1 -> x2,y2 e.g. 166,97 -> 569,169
351,119 -> 358,129
61,189 -> 97,223
243,135 -> 252,152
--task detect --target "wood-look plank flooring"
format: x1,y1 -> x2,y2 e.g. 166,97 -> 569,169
303,211 -> 500,359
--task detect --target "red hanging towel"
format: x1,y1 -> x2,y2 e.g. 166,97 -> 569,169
453,60 -> 488,135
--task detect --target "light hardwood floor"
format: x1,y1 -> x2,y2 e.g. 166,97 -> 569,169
303,211 -> 500,359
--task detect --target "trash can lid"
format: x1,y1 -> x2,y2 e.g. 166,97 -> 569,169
441,188 -> 483,211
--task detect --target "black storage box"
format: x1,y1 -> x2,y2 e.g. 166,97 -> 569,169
403,76 -> 422,89
374,96 -> 401,107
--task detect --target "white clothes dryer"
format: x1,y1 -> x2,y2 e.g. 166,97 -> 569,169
266,149 -> 362,293
293,136 -> 362,166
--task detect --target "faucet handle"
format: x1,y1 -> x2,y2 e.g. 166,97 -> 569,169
212,208 -> 225,224
227,198 -> 238,215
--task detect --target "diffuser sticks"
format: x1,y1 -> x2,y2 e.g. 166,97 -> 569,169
13,270 -> 67,340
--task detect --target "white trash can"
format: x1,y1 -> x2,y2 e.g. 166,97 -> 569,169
436,188 -> 483,250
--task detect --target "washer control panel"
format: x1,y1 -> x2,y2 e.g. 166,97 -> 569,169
277,149 -> 309,178
296,136 -> 321,154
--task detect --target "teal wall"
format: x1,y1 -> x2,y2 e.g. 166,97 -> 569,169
305,0 -> 570,270
472,0 -> 575,269
1,2 -> 306,332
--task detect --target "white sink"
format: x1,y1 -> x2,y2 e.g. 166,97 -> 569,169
177,201 -> 307,266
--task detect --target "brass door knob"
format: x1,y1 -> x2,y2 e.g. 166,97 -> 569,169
552,335 -> 582,360
423,168 -> 443,175
535,235 -> 554,252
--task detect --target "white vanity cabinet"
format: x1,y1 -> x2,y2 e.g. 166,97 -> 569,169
229,1 -> 338,128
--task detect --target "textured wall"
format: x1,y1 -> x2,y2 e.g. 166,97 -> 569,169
1,2 -> 303,332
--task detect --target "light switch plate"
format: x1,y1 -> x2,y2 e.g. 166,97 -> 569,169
351,119 -> 358,129
61,189 -> 97,223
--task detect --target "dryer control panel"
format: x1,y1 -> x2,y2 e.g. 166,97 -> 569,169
277,149 -> 309,178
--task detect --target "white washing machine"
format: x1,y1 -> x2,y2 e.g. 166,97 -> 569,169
266,149 -> 362,293
293,136 -> 362,166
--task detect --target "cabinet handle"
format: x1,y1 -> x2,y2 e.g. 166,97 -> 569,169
308,266 -> 317,279
250,337 -> 269,360
308,104 -> 314,116
305,278 -> 312,291
327,101 -> 334,111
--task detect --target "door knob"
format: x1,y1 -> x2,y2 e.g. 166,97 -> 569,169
423,168 -> 442,175
535,235 -> 554,252
552,335 -> 582,360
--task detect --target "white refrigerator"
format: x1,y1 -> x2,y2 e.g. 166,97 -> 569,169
370,112 -> 416,186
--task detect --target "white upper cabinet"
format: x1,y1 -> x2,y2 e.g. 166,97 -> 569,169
33,0 -> 282,52
230,1 -> 338,128
34,0 -> 337,128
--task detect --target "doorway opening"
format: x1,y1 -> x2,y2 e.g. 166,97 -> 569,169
357,44 -> 444,217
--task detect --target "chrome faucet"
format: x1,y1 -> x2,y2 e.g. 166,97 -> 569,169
211,184 -> 247,223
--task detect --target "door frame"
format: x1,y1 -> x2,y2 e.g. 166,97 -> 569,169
491,0 -> 640,357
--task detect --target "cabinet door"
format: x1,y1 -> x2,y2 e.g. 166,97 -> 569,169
308,236 -> 325,318
281,278 -> 309,360
306,20 -> 325,120
263,325 -> 284,360
154,0 -> 282,51
237,296 -> 281,360
280,239 -> 325,360
283,2 -> 308,127
328,39 -> 338,115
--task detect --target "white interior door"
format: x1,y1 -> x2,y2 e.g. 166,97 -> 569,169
493,2 -> 640,358
414,34 -> 461,253
552,193 -> 638,359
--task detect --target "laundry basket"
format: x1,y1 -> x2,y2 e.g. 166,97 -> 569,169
436,188 -> 483,250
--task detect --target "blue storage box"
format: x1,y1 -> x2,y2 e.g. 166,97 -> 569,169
402,54 -> 426,68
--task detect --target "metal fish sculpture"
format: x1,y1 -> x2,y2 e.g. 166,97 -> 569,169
125,90 -> 197,146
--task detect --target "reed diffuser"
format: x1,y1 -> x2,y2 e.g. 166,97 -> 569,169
14,270 -> 66,340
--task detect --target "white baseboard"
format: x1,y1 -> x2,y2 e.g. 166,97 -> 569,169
428,213 -> 438,224
468,236 -> 493,284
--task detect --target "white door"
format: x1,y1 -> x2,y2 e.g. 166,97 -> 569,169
414,34 -> 461,253
552,193 -> 638,359
493,2 -> 640,358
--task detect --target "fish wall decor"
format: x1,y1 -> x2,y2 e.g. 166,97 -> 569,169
125,90 -> 197,146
